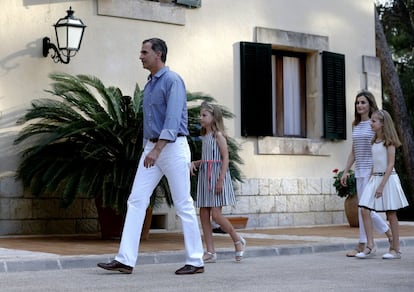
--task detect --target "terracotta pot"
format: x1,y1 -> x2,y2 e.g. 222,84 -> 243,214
344,195 -> 359,227
227,216 -> 249,229
95,198 -> 125,239
95,197 -> 153,240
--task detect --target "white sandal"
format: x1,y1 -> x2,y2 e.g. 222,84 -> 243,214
382,249 -> 401,259
203,251 -> 217,263
356,245 -> 376,258
234,236 -> 246,262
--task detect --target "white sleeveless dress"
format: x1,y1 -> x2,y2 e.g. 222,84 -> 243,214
358,142 -> 409,211
195,132 -> 236,208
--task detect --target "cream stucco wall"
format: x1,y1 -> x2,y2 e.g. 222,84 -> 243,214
0,0 -> 381,234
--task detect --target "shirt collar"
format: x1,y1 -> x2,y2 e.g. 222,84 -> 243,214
147,66 -> 169,81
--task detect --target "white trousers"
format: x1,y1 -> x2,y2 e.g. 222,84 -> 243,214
115,137 -> 204,267
357,176 -> 389,243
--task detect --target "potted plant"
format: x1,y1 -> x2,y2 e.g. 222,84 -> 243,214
14,73 -> 243,238
332,168 -> 358,227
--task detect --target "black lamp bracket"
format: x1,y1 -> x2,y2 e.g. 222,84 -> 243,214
42,37 -> 71,64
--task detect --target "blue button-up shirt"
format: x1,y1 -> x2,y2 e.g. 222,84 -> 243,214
143,66 -> 189,142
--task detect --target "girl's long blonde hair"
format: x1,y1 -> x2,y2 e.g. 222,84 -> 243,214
200,101 -> 227,137
371,109 -> 401,148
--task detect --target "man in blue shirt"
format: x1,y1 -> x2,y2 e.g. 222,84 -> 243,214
98,38 -> 204,275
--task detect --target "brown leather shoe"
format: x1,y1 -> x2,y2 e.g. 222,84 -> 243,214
97,260 -> 133,274
175,264 -> 204,275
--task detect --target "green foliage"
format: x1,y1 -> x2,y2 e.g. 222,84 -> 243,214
14,72 -> 144,214
14,73 -> 243,215
377,2 -> 414,217
332,169 -> 356,198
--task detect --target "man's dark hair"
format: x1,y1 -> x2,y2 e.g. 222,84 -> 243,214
143,38 -> 168,63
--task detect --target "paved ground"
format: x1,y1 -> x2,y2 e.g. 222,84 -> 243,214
3,247 -> 414,292
0,223 -> 413,273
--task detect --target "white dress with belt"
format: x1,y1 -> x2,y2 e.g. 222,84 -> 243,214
359,142 -> 409,211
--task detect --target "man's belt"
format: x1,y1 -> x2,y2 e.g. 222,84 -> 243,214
149,133 -> 186,143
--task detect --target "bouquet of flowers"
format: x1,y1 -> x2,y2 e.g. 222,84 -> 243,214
332,169 -> 356,198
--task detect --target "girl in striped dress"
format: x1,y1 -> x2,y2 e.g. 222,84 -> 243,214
191,102 -> 246,263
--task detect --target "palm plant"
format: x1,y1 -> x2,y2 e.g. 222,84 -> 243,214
14,73 -> 243,230
14,72 -> 146,215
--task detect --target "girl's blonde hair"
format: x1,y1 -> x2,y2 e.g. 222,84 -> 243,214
371,109 -> 401,148
200,101 -> 226,137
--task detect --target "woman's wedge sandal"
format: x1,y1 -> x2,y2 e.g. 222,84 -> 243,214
203,252 -> 217,263
234,236 -> 246,262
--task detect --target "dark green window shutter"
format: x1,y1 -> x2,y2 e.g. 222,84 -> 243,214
240,42 -> 273,137
322,51 -> 346,140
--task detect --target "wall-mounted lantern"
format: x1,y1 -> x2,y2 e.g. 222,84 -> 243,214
43,7 -> 86,64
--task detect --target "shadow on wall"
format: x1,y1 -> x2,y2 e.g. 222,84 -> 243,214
0,106 -> 27,172
0,39 -> 44,76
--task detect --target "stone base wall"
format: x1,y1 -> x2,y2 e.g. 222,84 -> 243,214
0,173 -> 346,236
0,173 -> 99,235
221,177 -> 347,228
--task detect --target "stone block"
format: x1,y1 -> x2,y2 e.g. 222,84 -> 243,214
249,196 -> 275,213
245,213 -> 259,227
21,220 -> 47,234
332,211 -> 346,225
232,196 -> 249,214
258,213 -> 279,227
32,199 -> 60,218
0,173 -> 23,198
45,220 -> 76,234
0,198 -> 11,219
274,196 -> 287,212
0,220 -> 21,235
306,178 -> 322,195
297,177 -> 307,194
76,219 -> 99,234
268,178 -> 282,195
281,178 -> 298,194
322,177 -> 334,195
56,200 -> 83,218
314,211 -> 333,225
309,195 -> 324,211
97,0 -> 186,26
287,195 -> 309,212
258,178 -> 270,195
240,179 -> 259,196
325,194 -> 343,211
10,198 -> 32,219
294,212 -> 315,225
82,199 -> 98,217
278,213 -> 294,226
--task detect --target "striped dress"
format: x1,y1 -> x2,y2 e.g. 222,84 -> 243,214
195,132 -> 236,208
353,120 -> 374,178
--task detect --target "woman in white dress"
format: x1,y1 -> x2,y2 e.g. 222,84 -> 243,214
356,110 -> 409,259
